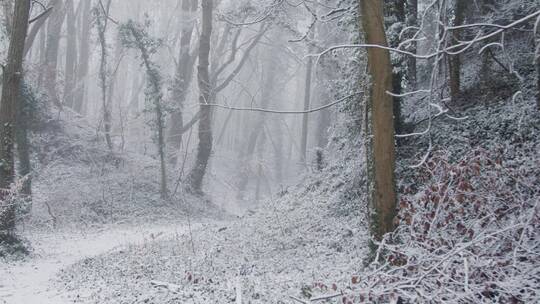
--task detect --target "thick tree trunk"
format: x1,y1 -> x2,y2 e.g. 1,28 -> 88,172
0,0 -> 31,235
449,0 -> 465,104
43,0 -> 65,106
167,0 -> 198,163
188,0 -> 213,194
73,0 -> 92,114
63,0 -> 78,108
361,0 -> 397,241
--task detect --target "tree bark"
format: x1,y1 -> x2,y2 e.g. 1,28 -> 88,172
0,0 -> 31,234
188,0 -> 213,194
361,0 -> 397,241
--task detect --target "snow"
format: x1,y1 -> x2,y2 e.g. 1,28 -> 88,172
56,161 -> 368,303
0,223 -> 199,304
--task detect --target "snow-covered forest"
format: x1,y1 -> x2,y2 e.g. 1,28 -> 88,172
0,0 -> 539,303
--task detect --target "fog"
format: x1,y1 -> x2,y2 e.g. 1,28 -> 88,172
21,0 -> 348,211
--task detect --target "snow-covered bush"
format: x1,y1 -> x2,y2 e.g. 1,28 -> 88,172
346,147 -> 539,303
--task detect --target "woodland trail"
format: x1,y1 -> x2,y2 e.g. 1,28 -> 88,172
0,223 -> 198,304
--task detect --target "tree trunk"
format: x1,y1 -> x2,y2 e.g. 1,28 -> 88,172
43,0 -> 65,106
300,57 -> 313,164
537,52 -> 540,110
1,0 -> 13,33
361,0 -> 397,241
188,0 -> 213,194
123,22 -> 169,199
63,0 -> 78,108
536,36 -> 540,110
449,0 -> 465,104
167,0 -> 198,163
0,0 -> 31,235
236,49 -> 276,199
16,83 -> 32,200
74,0 -> 92,114
407,0 -> 418,89
24,6 -> 53,57
96,0 -> 113,151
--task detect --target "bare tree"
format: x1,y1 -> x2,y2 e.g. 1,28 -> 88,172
167,0 -> 199,163
74,0 -> 93,114
448,0 -> 466,103
95,0 -> 114,150
42,0 -> 65,106
63,0 -> 78,108
300,53 -> 313,164
0,0 -> 31,237
187,0 -> 213,194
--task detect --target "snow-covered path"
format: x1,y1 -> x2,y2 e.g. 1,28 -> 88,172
0,223 -> 194,304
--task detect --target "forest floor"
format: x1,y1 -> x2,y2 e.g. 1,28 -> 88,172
0,222 -> 204,304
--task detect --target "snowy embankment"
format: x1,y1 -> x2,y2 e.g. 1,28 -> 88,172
58,159 -> 367,303
0,223 -> 199,304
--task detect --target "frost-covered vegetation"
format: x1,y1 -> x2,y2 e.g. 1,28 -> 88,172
1,0 -> 539,303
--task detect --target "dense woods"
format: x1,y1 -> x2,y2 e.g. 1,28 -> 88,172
0,0 -> 539,303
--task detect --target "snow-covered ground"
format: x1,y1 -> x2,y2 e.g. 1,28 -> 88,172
0,223 -> 199,304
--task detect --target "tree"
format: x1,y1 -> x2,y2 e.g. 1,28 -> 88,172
0,0 -> 31,237
63,0 -> 78,108
236,47 -> 277,199
187,0 -> 213,194
534,32 -> 540,111
406,0 -> 418,89
449,0 -> 466,103
95,0 -> 114,150
16,82 -> 36,201
187,2 -> 267,194
120,20 -> 169,199
74,0 -> 92,114
361,0 -> 397,242
23,6 -> 53,57
42,0 -> 65,106
300,53 -> 313,164
167,0 -> 199,163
